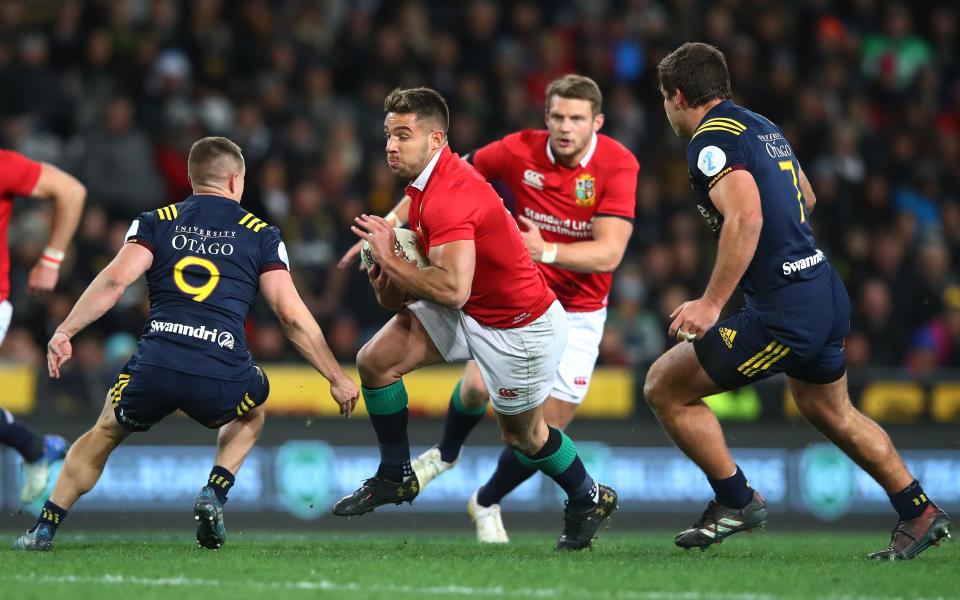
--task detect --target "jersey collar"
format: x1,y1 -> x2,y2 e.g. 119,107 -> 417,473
546,132 -> 598,168
408,145 -> 448,192
694,99 -> 735,131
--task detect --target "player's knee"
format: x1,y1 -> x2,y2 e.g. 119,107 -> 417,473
642,361 -> 668,411
500,429 -> 539,455
460,379 -> 488,410
356,341 -> 387,384
795,396 -> 848,431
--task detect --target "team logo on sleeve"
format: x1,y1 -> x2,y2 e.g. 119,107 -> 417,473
574,173 -> 596,206
697,146 -> 726,177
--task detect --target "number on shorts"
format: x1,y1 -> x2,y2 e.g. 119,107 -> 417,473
173,256 -> 220,302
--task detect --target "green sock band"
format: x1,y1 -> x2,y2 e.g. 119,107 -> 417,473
451,380 -> 488,416
512,430 -> 578,476
362,381 -> 408,415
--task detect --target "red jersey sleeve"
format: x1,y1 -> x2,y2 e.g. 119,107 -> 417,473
0,150 -> 42,197
424,185 -> 481,247
470,139 -> 508,182
596,161 -> 639,220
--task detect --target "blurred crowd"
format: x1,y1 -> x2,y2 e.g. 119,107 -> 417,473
0,0 -> 958,411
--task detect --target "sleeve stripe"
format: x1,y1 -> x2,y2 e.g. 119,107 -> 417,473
594,213 -> 635,224
239,213 -> 253,225
259,262 -> 288,273
169,204 -> 178,219
701,117 -> 746,131
692,125 -> 743,139
126,238 -> 155,253
253,222 -> 268,232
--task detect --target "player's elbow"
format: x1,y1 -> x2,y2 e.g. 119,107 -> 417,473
736,210 -> 763,237
597,249 -> 627,273
101,276 -> 127,300
71,180 -> 88,205
449,289 -> 470,310
443,284 -> 471,310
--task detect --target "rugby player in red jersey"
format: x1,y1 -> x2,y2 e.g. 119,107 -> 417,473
339,75 -> 638,543
0,150 -> 86,504
337,87 -> 618,551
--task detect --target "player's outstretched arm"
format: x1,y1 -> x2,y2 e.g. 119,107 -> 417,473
47,243 -> 153,378
517,214 -> 633,273
353,214 -> 475,309
337,196 -> 411,269
259,269 -> 360,416
27,163 -> 87,295
669,170 -> 762,341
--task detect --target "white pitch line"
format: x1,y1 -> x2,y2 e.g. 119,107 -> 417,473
0,574 -> 950,600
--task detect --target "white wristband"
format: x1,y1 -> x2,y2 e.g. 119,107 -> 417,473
540,243 -> 558,264
43,247 -> 65,261
40,257 -> 61,271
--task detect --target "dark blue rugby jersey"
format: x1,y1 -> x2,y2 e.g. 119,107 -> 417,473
686,100 -> 828,299
124,194 -> 288,380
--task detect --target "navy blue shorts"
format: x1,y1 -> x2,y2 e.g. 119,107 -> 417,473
109,355 -> 269,432
694,269 -> 850,390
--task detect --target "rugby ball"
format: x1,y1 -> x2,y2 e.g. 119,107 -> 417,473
360,227 -> 429,269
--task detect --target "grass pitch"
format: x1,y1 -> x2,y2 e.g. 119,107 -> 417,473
2,530 -> 957,600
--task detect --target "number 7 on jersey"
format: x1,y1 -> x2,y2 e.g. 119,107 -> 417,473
778,160 -> 805,223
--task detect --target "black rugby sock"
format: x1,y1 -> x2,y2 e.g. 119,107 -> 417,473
207,465 -> 236,504
708,465 -> 753,509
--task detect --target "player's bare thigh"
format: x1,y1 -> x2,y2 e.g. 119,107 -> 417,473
786,373 -> 852,421
93,390 -> 132,442
357,308 -> 445,387
643,341 -> 725,410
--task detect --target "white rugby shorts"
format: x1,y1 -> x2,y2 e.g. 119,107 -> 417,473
408,299 -> 568,415
551,307 -> 606,404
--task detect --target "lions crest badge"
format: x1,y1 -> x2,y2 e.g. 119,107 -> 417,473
574,173 -> 596,207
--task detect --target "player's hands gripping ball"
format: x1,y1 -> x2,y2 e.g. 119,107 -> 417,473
351,215 -> 429,269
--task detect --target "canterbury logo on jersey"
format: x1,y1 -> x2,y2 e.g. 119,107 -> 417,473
692,117 -> 747,139
737,341 -> 791,378
156,204 -> 179,220
782,249 -> 825,275
238,213 -> 269,232
523,169 -> 545,190
719,327 -> 737,349
149,320 -> 236,350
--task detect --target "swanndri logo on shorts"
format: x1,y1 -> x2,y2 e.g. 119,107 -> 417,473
150,320 -> 235,350
497,387 -> 520,399
719,327 -> 737,349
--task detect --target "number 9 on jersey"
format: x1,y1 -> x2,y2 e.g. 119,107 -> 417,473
174,256 -> 220,302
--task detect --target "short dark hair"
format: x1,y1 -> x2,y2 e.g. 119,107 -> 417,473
657,42 -> 732,107
188,137 -> 244,186
546,74 -> 603,115
383,87 -> 449,132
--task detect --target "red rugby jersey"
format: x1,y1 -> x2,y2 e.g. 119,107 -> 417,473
407,146 -> 556,328
472,130 -> 639,311
0,150 -> 42,302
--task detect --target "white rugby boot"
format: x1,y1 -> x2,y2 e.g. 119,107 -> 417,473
468,489 -> 509,544
411,446 -> 459,489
